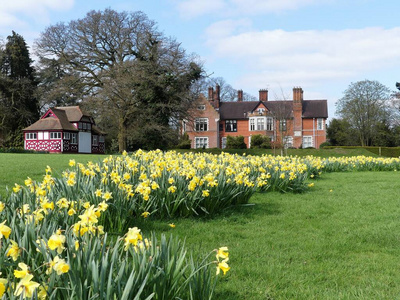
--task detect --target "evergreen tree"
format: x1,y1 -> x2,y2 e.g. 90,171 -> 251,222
0,31 -> 39,147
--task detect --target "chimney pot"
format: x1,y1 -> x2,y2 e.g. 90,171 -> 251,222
259,89 -> 268,101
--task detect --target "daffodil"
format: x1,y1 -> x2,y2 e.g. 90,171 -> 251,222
14,262 -> 30,278
6,240 -> 20,261
216,247 -> 229,260
48,233 -> 66,254
124,227 -> 142,250
14,274 -> 40,298
216,258 -> 230,275
0,220 -> 11,239
141,211 -> 150,218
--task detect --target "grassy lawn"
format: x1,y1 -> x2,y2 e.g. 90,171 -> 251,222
0,153 -> 108,197
1,152 -> 400,299
143,171 -> 400,299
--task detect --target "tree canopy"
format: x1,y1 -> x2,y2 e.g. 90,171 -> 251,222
335,80 -> 393,146
0,31 -> 39,147
35,9 -> 203,151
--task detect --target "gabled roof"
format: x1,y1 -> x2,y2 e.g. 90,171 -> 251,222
55,106 -> 86,122
302,100 -> 328,118
218,99 -> 328,120
219,101 -> 259,120
23,108 -> 78,132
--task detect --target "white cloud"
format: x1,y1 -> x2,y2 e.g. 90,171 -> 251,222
176,0 -> 226,19
0,0 -> 75,30
176,0 -> 333,18
205,25 -> 400,91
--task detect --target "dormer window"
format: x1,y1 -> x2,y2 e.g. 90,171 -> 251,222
198,105 -> 206,110
258,108 -> 265,115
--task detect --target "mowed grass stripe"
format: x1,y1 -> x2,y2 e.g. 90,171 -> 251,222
156,171 -> 400,299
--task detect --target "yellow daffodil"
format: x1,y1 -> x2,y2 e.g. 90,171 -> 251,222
0,274 -> 7,298
48,233 -> 66,254
14,274 -> 40,298
0,220 -> 11,239
216,247 -> 229,260
141,211 -> 150,218
124,227 -> 142,250
14,262 -> 29,278
0,202 -> 4,212
69,159 -> 76,167
102,191 -> 112,201
216,258 -> 230,276
13,183 -> 21,193
6,240 -> 20,261
169,223 -> 176,228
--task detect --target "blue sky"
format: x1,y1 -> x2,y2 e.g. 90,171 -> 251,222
1,0 -> 400,119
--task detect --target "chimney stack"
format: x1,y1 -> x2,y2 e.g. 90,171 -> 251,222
213,84 -> 220,108
208,87 -> 214,101
259,89 -> 268,101
238,89 -> 243,102
293,87 -> 303,103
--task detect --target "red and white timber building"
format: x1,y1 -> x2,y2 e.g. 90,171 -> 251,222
23,106 -> 106,153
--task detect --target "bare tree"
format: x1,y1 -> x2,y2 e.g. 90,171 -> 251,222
336,80 -> 392,146
35,9 -> 203,151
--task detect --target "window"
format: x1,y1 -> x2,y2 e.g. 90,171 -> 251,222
198,105 -> 206,110
257,118 -> 265,130
219,123 -> 224,132
258,108 -> 264,115
82,123 -> 87,130
225,120 -> 237,132
87,123 -> 91,130
250,119 -> 255,131
280,119 -> 287,131
26,133 -> 37,140
303,136 -> 313,148
266,117 -> 273,131
283,136 -> 293,148
92,135 -> 98,146
64,132 -> 70,140
50,132 -> 61,139
99,136 -> 105,143
78,123 -> 82,130
195,137 -> 208,149
71,133 -> 77,144
195,118 -> 208,131
317,118 -> 324,130
221,137 -> 227,149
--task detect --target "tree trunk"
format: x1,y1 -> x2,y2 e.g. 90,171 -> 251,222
118,116 -> 128,152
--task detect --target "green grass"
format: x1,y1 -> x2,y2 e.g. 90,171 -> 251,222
142,171 -> 400,299
0,153 -> 108,197
1,152 -> 400,299
175,147 -> 379,158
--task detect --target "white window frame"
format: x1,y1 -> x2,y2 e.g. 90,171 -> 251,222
64,132 -> 70,140
26,132 -> 37,140
99,136 -> 105,143
92,135 -> 98,146
257,118 -> 265,130
303,136 -> 313,148
250,119 -> 255,131
71,133 -> 77,144
195,137 -> 209,149
266,117 -> 273,131
221,137 -> 227,149
283,136 -> 293,148
317,118 -> 324,130
50,132 -> 61,139
195,118 -> 208,132
225,120 -> 237,132
198,104 -> 206,110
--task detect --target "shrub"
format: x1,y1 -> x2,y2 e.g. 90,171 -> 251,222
250,135 -> 271,149
225,136 -> 246,149
175,133 -> 192,149
319,141 -> 331,149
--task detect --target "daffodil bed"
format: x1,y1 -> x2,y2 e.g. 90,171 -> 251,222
1,150 -> 400,299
